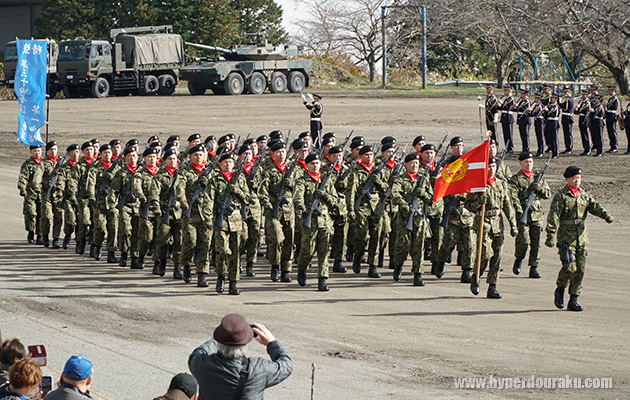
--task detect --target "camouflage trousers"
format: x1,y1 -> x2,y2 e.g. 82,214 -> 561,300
473,225 -> 504,285
22,196 -> 41,234
556,243 -> 587,296
294,218 -> 302,259
215,229 -> 241,281
244,210 -> 261,263
154,218 -> 182,264
352,208 -> 383,267
180,216 -> 210,274
297,224 -> 332,278
91,206 -> 108,248
138,216 -> 156,256
76,199 -> 92,241
437,221 -> 473,270
330,213 -> 348,262
118,206 -> 139,257
377,211 -> 392,265
40,199 -> 63,238
425,214 -> 443,263
264,212 -> 294,271
106,208 -> 119,252
394,214 -> 427,273
514,221 -> 543,267
63,202 -> 77,237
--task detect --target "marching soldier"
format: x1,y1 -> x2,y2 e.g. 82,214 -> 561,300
624,92 -> 630,154
302,92 -> 323,146
375,142 -> 398,269
72,141 -> 96,255
559,87 -> 574,154
412,136 -> 425,154
241,144 -> 263,277
545,166 -> 613,311
514,88 -> 531,152
323,146 -> 349,273
543,92 -> 561,158
589,93 -> 605,156
18,145 -> 43,244
179,134 -> 201,162
499,84 -> 515,153
530,92 -> 546,157
35,141 -> 64,248
574,89 -> 592,156
604,85 -> 619,153
298,131 -> 313,151
419,144 -> 443,270
508,151 -> 551,279
110,139 -> 122,161
294,153 -> 338,291
134,147 -> 161,270
485,84 -> 500,143
291,139 -> 309,262
465,156 -> 517,299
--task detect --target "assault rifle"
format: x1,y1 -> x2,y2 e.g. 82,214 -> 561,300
440,198 -> 460,229
91,158 -> 121,208
270,143 -> 305,219
182,147 -> 226,218
495,140 -> 510,171
353,151 -> 396,212
44,152 -> 68,202
518,153 -> 552,224
248,144 -> 266,182
161,159 -> 189,226
380,145 -> 408,214
303,155 -> 342,229
215,159 -> 245,228
340,130 -> 354,148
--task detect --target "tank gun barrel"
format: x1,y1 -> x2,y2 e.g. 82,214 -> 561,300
185,42 -> 233,54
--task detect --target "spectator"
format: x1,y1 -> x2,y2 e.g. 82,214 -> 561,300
153,373 -> 198,400
44,355 -> 93,400
189,314 -> 292,400
0,359 -> 42,400
0,339 -> 27,385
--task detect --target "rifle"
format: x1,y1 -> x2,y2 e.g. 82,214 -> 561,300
270,143 -> 305,219
303,156 -> 340,229
440,197 -> 461,229
116,166 -> 138,211
518,153 -> 552,224
285,129 -> 291,145
248,144 -> 266,182
380,145 -> 408,214
91,158 -> 121,208
215,159 -> 245,228
182,147 -> 226,218
44,152 -> 68,202
495,140 -> 510,171
340,130 -> 354,149
161,160 -> 189,226
353,151 -> 396,212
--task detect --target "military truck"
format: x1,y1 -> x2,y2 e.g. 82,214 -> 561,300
180,36 -> 312,95
57,25 -> 184,98
1,39 -> 60,96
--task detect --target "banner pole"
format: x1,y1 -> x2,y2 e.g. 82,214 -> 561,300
475,202 -> 485,283
45,41 -> 51,143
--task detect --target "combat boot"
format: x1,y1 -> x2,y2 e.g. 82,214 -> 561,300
281,270 -> 292,283
388,257 -> 395,270
215,275 -> 225,293
318,277 -> 329,291
487,284 -> 502,299
173,264 -> 183,279
529,266 -> 541,279
52,238 -> 60,249
460,269 -> 472,283
470,275 -> 480,296
107,251 -> 119,264
42,235 -> 50,248
345,245 -> 354,262
147,241 -> 154,257
246,261 -> 256,277
89,245 -> 95,258
377,251 -> 384,269
367,266 -> 381,278
27,231 -> 35,244
434,261 -> 445,279
393,265 -> 403,281
119,252 -> 128,267
228,280 -> 240,295
567,294 -> 583,311
36,235 -> 43,245
131,255 -> 145,269
158,259 -> 167,277
152,261 -> 160,275
431,262 -> 437,275
197,273 -> 209,288
446,254 -> 452,264
297,270 -> 307,287
270,265 -> 280,282
75,239 -> 84,255
513,258 -> 522,275
62,235 -> 71,249
413,273 -> 425,287
332,259 -> 347,273
554,286 -> 565,309
183,265 -> 192,283
352,254 -> 362,274
94,245 -> 102,261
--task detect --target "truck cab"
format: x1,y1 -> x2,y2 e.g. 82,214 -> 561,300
58,40 -> 113,97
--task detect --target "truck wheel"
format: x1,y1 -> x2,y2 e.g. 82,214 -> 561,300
288,71 -> 306,93
62,84 -> 80,99
270,72 -> 287,93
141,75 -> 159,95
247,72 -> 267,95
188,81 -> 206,95
224,73 -> 244,95
158,75 -> 176,96
91,77 -> 110,98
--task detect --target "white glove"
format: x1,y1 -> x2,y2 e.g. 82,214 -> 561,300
301,93 -> 306,102
478,104 -> 485,110
307,93 -> 314,102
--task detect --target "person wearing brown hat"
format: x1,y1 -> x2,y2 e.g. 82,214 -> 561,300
302,91 -> 323,147
153,373 -> 198,400
189,314 -> 292,400
545,166 -> 613,311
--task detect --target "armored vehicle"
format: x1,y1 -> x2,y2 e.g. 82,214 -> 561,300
180,36 -> 312,95
57,25 -> 184,98
1,39 -> 60,96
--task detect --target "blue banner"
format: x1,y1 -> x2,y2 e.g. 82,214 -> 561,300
14,39 -> 48,146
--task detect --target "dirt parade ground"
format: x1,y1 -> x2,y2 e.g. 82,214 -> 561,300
0,90 -> 629,399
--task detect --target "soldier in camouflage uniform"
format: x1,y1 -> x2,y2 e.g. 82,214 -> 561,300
391,153 -> 433,286
71,141 -> 96,255
291,139 -> 309,263
343,137 -> 364,262
419,144 -> 443,270
18,145 -> 43,243
134,147 -> 160,270
465,156 -> 517,299
545,166 -> 613,311
56,144 -> 80,249
34,141 -> 64,248
110,139 -> 122,161
241,143 -> 263,277
489,140 -> 512,182
179,134 -> 201,163
508,151 -> 551,279
294,153 -> 338,291
112,146 -> 141,269
374,142 -> 397,269
323,146 -> 349,273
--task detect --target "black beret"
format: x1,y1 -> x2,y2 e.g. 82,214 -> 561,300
163,142 -> 177,152
187,133 -> 201,142
270,142 -> 286,152
188,144 -> 205,155
292,139 -> 306,150
99,144 -> 112,152
298,131 -> 310,139
215,145 -> 227,156
219,152 -> 233,162
147,135 -> 159,143
329,145 -> 343,155
256,135 -> 267,142
518,151 -> 533,161
143,147 -> 159,157
381,142 -> 395,152
149,140 -> 162,148
321,137 -> 334,147
269,130 -> 283,140
450,136 -> 463,146
46,141 -> 57,151
381,136 -> 396,145
242,138 -> 255,147
488,156 -> 497,164
218,135 -> 229,146
226,133 -> 235,140
305,153 -> 318,164
81,141 -> 93,150
350,139 -> 365,149
109,139 -> 121,146
126,139 -> 139,147
163,149 -> 178,159
420,144 -> 435,152
358,145 -> 373,155
91,138 -> 99,145
564,166 -> 581,178
412,136 -> 425,146
205,135 -> 216,143
237,145 -> 251,156
66,144 -> 79,152
405,153 -> 420,163
322,132 -> 335,140
167,135 -> 180,143
29,145 -> 42,150
351,135 -> 365,143
122,146 -> 136,156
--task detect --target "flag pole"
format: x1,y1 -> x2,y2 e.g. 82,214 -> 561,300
475,202 -> 485,284
44,40 -> 51,143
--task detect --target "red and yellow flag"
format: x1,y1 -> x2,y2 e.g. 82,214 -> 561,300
433,140 -> 490,203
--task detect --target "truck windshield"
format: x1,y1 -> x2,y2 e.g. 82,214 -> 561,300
59,43 -> 87,61
4,44 -> 17,61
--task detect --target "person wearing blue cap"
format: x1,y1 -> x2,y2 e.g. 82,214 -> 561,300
44,355 -> 93,400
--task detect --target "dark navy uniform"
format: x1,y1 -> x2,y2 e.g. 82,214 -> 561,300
303,94 -> 323,147
514,90 -> 531,152
624,97 -> 630,154
605,86 -> 619,152
589,95 -> 605,156
543,94 -> 560,158
530,94 -> 546,157
573,91 -> 592,155
485,87 -> 500,143
499,88 -> 515,152
559,90 -> 574,153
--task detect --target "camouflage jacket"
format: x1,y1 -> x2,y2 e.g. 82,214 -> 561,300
545,186 -> 612,247
17,157 -> 42,200
508,170 -> 551,223
294,170 -> 338,229
322,162 -> 349,217
150,166 -> 182,220
175,163 -> 211,220
243,162 -> 263,219
111,165 -> 140,212
55,161 -> 78,207
391,171 -> 433,229
496,162 -> 512,182
423,160 -> 443,216
465,179 -> 517,235
206,170 -> 250,232
440,193 -> 473,227
133,166 -> 158,218
347,163 -> 388,215
85,160 -> 121,210
71,157 -> 96,201
259,160 -> 299,219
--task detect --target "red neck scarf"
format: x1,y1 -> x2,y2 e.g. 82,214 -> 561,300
325,154 -> 331,163
84,157 -> 94,165
145,165 -> 157,176
521,169 -> 533,178
298,158 -> 307,170
567,185 -> 579,198
244,162 -> 253,175
334,163 -> 342,172
222,171 -> 234,182
48,155 -> 58,163
32,157 -> 42,164
361,162 -> 373,173
251,154 -> 259,164
165,165 -> 177,177
408,172 -> 418,182
69,160 -> 77,167
487,175 -> 496,187
192,163 -> 204,175
101,160 -> 111,170
386,158 -> 396,169
126,164 -> 138,174
112,154 -> 119,160
275,162 -> 286,173
208,150 -> 216,158
156,157 -> 162,166
308,172 -> 320,182
423,160 -> 435,172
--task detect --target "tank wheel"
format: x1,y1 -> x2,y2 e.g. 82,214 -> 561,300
224,73 -> 245,95
140,75 -> 159,95
247,72 -> 267,95
62,84 -> 80,99
158,75 -> 176,96
270,72 -> 287,93
188,81 -> 206,95
211,87 -> 226,95
91,77 -> 110,98
288,71 -> 306,93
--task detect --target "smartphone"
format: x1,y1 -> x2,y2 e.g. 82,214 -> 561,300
27,345 -> 47,366
249,324 -> 258,338
40,376 -> 53,397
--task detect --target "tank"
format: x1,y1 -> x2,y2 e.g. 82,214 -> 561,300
179,36 -> 312,95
